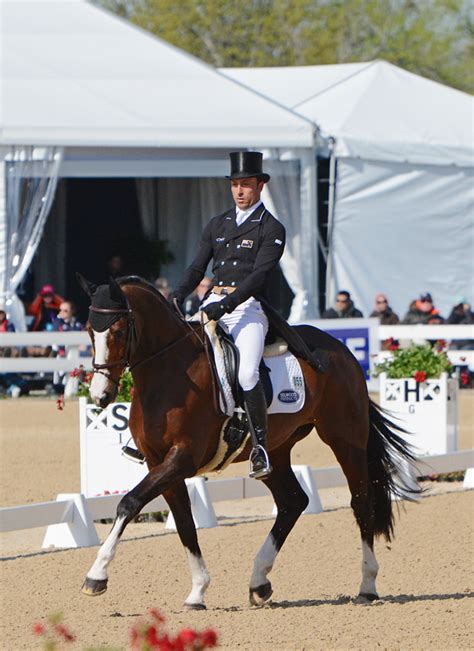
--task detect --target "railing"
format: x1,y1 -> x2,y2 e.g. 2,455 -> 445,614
0,325 -> 472,375
1,451 -> 473,549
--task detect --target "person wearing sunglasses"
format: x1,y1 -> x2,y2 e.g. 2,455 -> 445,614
370,293 -> 399,325
322,290 -> 363,319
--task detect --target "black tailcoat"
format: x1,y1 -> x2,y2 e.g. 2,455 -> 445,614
175,204 -> 285,312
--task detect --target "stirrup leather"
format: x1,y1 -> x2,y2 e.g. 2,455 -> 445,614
249,444 -> 272,480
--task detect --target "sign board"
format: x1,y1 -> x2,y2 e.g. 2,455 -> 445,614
301,317 -> 379,387
379,373 -> 458,456
79,398 -> 147,497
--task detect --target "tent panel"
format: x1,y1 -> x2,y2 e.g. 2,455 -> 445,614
328,158 -> 474,318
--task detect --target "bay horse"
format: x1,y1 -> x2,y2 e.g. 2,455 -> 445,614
79,275 -> 418,608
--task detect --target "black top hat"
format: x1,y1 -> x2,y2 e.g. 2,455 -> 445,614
226,151 -> 270,183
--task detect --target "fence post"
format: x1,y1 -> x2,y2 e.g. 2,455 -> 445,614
166,478 -> 218,530
272,465 -> 323,516
42,493 -> 100,548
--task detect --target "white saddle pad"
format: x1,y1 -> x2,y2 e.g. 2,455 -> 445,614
204,321 -> 305,417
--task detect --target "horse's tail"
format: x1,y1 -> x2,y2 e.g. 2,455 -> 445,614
368,399 -> 421,541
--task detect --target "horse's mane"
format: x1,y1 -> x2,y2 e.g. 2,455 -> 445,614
116,275 -> 187,324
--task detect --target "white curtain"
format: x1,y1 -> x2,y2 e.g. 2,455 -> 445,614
0,146 -> 63,330
136,178 -> 230,289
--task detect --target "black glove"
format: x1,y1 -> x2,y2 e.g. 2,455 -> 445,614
202,301 -> 227,322
168,291 -> 184,314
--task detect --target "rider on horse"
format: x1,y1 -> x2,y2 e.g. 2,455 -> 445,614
169,151 -> 284,479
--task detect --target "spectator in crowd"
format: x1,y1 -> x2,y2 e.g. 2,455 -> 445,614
154,277 -> 171,299
0,309 -> 15,333
370,293 -> 399,325
447,296 -> 473,351
184,276 -> 213,316
402,292 -> 444,324
447,296 -> 473,325
0,309 -> 28,397
322,290 -> 363,319
52,301 -> 84,333
28,284 -> 64,331
51,301 -> 86,394
106,254 -> 125,279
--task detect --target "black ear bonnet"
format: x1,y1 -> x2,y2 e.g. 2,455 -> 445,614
89,285 -> 128,332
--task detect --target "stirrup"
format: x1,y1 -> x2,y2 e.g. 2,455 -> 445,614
121,445 -> 145,464
249,445 -> 272,480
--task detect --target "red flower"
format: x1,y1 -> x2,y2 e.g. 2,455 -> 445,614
200,629 -> 218,648
413,370 -> 427,383
389,342 -> 400,351
461,371 -> 470,386
146,625 -> 160,646
55,623 -> 75,642
149,608 -> 166,625
32,623 -> 45,636
179,628 -> 198,645
435,339 -> 447,350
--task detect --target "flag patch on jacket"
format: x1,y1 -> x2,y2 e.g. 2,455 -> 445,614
241,239 -> 254,248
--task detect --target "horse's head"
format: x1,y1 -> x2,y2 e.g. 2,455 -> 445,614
78,273 -> 133,408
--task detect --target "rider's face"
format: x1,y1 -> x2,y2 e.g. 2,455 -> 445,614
231,177 -> 264,211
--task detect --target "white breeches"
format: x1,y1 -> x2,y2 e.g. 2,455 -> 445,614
201,294 -> 269,391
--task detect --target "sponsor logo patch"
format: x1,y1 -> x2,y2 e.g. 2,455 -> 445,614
241,239 -> 254,249
278,390 -> 299,403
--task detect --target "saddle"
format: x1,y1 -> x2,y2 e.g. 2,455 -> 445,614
215,325 -> 273,409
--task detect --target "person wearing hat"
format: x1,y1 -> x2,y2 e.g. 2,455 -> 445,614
168,151 -> 285,479
28,284 -> 65,331
402,292 -> 445,325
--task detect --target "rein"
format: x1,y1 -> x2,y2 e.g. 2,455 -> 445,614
89,297 -> 223,414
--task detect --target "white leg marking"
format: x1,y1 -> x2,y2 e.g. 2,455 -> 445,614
359,540 -> 379,596
184,549 -> 210,607
90,330 -> 110,402
250,535 -> 278,589
87,515 -> 126,581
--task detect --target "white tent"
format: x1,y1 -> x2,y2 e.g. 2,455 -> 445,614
0,0 -> 321,327
224,61 -> 474,318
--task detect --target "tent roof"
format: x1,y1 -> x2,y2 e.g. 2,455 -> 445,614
0,0 -> 313,148
223,61 -> 474,166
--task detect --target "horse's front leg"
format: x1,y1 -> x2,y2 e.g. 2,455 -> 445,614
249,440 -> 309,607
82,445 -> 195,597
164,482 -> 210,610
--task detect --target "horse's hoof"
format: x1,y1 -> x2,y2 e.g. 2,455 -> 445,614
356,592 -> 379,603
249,582 -> 273,607
183,602 -> 207,611
82,577 -> 108,597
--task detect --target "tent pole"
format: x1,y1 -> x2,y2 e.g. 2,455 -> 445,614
325,137 -> 337,311
299,127 -> 320,319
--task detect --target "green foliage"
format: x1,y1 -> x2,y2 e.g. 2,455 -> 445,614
76,368 -> 134,403
373,342 -> 453,379
93,0 -> 474,93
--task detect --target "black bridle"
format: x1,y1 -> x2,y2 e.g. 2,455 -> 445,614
89,300 -> 206,383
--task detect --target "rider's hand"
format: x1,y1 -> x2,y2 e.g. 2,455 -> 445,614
202,301 -> 227,322
168,291 -> 184,314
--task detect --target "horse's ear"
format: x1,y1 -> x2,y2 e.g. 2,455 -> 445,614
109,276 -> 125,303
76,273 -> 97,297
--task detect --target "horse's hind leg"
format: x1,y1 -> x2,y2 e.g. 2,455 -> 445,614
249,431 -> 311,606
82,445 -> 195,596
163,482 -> 210,610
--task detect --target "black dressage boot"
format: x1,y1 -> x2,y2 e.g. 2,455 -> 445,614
243,382 -> 272,480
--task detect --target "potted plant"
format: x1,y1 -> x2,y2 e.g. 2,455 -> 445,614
373,340 -> 458,455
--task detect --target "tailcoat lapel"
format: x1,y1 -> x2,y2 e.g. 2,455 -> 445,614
221,203 -> 267,243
